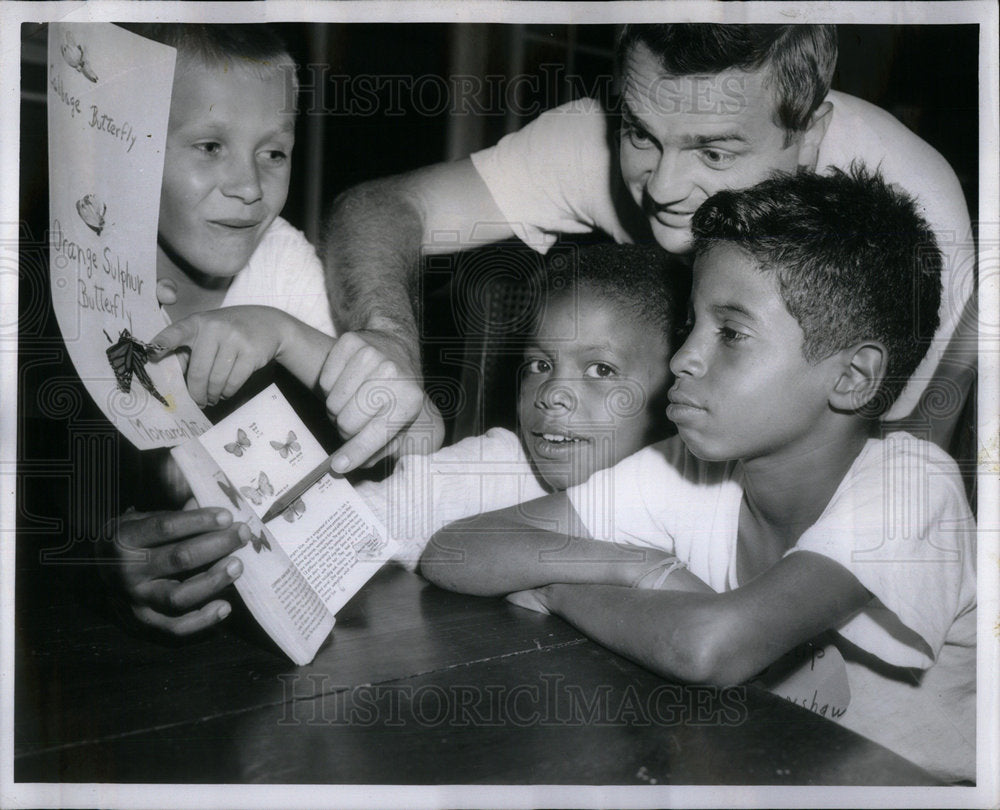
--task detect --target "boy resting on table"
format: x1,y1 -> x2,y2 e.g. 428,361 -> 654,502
105,24 -> 435,636
151,243 -> 688,576
419,167 -> 977,784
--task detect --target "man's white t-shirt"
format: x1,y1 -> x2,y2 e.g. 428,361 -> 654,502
470,92 -> 974,422
565,432 -> 977,783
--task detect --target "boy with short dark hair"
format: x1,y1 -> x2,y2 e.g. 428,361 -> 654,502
420,166 -> 976,783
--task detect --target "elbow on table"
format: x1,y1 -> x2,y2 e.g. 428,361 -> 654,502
649,606 -> 760,687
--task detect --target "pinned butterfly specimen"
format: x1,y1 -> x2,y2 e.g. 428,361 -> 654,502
76,193 -> 106,235
240,471 -> 274,506
282,498 -> 306,523
61,30 -> 98,82
104,329 -> 169,407
224,428 -> 251,457
247,525 -> 272,554
269,431 -> 301,459
216,475 -> 241,510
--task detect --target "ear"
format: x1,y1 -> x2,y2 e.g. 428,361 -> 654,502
795,101 -> 833,171
829,342 -> 888,412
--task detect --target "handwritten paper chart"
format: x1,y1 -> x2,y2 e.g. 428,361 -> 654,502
48,23 -> 210,449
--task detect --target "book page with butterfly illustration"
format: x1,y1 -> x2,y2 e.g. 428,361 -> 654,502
48,22 -> 210,450
174,384 -> 398,662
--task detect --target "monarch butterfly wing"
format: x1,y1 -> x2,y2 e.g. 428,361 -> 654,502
132,360 -> 170,407
106,337 -> 136,392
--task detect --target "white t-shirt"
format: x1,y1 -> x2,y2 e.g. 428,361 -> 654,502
470,93 -> 974,423
566,432 -> 976,783
220,216 -> 336,336
357,427 -> 547,570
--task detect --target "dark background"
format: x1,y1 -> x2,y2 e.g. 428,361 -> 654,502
15,24 -> 981,713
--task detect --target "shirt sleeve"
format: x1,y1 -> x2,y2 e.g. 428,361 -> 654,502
788,433 -> 977,668
469,98 -> 646,252
356,428 -> 547,570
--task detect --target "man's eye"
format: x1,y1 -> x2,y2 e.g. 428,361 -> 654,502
700,148 -> 735,169
718,326 -> 748,345
526,358 -> 551,374
623,124 -> 654,149
584,362 -> 616,379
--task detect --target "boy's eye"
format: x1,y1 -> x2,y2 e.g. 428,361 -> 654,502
525,358 -> 552,374
261,149 -> 289,164
195,141 -> 223,156
699,148 -> 736,169
584,362 -> 617,379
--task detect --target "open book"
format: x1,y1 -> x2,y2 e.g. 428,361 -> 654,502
171,385 -> 398,665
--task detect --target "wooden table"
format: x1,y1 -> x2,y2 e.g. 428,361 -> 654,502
14,552 -> 938,788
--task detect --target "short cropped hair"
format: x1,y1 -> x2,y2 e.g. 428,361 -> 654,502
691,165 -> 942,414
543,243 -> 690,347
617,24 -> 837,142
118,24 -> 296,85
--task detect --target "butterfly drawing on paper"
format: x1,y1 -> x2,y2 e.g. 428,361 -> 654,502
76,193 -> 106,235
240,471 -> 274,506
269,431 -> 301,459
104,329 -> 169,407
282,498 -> 306,523
61,30 -> 98,82
216,475 -> 241,510
247,525 -> 271,554
224,428 -> 251,457
353,531 -> 387,561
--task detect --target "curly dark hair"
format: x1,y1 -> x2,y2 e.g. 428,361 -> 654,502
543,243 -> 691,350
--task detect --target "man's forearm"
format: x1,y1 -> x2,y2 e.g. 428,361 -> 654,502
321,176 -> 424,371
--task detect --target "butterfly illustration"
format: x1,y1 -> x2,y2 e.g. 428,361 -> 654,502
76,193 -> 106,235
216,475 -> 241,510
247,525 -> 272,554
353,532 -> 387,560
60,30 -> 98,82
269,431 -> 301,459
282,498 -> 306,523
224,428 -> 251,457
104,329 -> 169,407
240,471 -> 274,506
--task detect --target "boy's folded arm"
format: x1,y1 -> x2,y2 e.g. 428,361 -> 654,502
542,550 -> 872,685
419,492 -> 689,596
152,306 -> 334,406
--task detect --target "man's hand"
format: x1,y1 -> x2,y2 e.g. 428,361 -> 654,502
100,506 -> 249,636
320,330 -> 445,473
